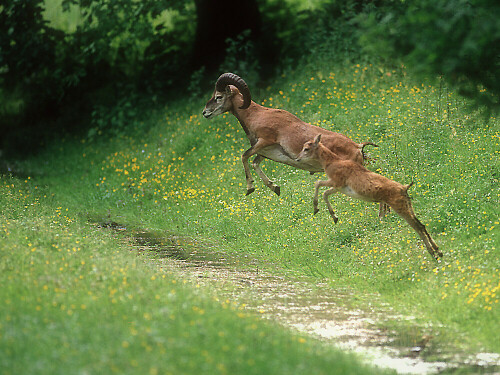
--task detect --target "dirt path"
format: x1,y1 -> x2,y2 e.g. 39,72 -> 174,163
108,224 -> 500,374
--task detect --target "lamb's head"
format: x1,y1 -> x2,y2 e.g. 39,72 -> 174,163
296,134 -> 322,162
202,73 -> 251,119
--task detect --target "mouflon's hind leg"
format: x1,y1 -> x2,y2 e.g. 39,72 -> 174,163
241,139 -> 275,196
252,155 -> 280,196
242,148 -> 256,195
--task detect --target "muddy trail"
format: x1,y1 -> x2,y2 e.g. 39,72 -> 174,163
101,222 -> 500,374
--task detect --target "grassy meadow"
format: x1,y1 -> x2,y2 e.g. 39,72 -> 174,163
1,62 -> 499,373
0,176 -> 391,375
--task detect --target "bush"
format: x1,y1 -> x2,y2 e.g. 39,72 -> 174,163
357,0 -> 500,113
0,0 -> 193,155
0,1 -> 71,111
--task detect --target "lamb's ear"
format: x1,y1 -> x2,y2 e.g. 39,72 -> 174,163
314,134 -> 322,145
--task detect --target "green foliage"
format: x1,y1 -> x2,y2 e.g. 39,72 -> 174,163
220,30 -> 261,86
0,1 -> 70,103
298,1 -> 365,63
0,0 -> 195,155
358,0 -> 500,113
0,0 -> 194,107
2,0 -> 499,155
258,0 -> 366,71
187,66 -> 207,99
61,0 -> 194,84
89,95 -> 137,140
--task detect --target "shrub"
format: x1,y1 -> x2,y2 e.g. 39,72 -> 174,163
357,0 -> 500,113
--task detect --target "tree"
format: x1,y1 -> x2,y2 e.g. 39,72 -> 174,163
0,0 -> 195,155
0,1 -> 66,113
192,0 -> 261,70
358,0 -> 500,113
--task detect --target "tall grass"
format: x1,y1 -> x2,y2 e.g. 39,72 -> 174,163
5,62 -> 499,370
0,175 -> 392,375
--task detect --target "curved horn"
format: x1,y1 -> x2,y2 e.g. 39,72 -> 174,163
215,73 -> 252,109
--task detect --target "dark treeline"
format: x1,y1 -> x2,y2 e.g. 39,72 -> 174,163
0,0 -> 498,156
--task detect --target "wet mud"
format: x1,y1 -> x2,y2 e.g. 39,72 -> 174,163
102,222 -> 500,374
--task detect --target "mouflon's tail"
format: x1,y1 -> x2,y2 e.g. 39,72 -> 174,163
359,142 -> 378,162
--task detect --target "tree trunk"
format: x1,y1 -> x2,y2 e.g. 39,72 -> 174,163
192,0 -> 261,71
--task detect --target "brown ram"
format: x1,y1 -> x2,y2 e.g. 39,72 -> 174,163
202,72 -> 377,196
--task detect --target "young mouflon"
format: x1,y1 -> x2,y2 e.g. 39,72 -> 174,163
296,134 -> 442,260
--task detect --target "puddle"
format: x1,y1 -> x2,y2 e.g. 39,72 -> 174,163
96,220 -> 225,264
101,222 -> 500,374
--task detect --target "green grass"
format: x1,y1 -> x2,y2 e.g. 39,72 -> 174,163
2,62 -> 499,372
0,176 -> 392,375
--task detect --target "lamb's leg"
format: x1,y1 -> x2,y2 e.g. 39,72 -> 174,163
252,155 -> 280,196
391,201 -> 442,260
313,180 -> 336,218
408,217 -> 441,260
323,187 -> 339,224
313,180 -> 324,214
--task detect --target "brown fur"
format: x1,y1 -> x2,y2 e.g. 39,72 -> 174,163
203,85 -> 377,197
297,134 -> 442,260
